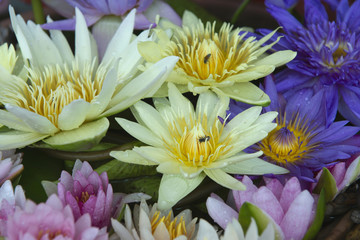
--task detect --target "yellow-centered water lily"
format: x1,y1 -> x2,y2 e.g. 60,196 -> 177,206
0,7 -> 178,151
110,83 -> 288,210
137,11 -> 296,105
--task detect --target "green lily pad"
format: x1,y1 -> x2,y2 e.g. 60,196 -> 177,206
42,118 -> 109,151
312,168 -> 338,202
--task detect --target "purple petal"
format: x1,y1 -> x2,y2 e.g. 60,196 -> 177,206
265,3 -> 303,33
134,13 -> 154,29
137,0 -> 154,13
280,190 -> 314,240
43,0 -> 75,18
279,177 -> 301,213
304,0 -> 329,25
143,0 -> 182,26
42,18 -> 77,30
206,195 -> 238,229
330,162 -> 346,186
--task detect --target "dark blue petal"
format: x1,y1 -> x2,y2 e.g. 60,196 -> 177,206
265,3 -> 303,33
304,0 -> 329,25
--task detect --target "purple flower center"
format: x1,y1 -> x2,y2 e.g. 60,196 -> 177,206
256,115 -> 316,165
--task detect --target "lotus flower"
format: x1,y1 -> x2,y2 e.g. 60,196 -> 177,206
111,199 -> 197,240
6,194 -> 108,240
0,149 -> 23,185
207,176 -> 318,240
0,7 -> 178,151
0,180 -> 25,237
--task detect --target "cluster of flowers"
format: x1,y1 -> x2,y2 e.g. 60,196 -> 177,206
0,0 -> 360,239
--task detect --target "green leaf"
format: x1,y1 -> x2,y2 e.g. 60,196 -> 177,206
303,189 -> 326,240
312,168 -> 338,202
42,118 -> 109,151
111,175 -> 162,201
95,160 -> 158,180
238,202 -> 283,240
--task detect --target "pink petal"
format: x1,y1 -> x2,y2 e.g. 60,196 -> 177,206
338,156 -> 360,191
331,162 -> 346,186
252,187 -> 284,225
206,195 -> 238,229
233,176 -> 258,210
279,177 -> 301,212
264,177 -> 284,200
280,190 -> 314,240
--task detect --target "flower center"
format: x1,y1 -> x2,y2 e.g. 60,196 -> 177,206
257,114 -> 316,164
37,229 -> 65,240
164,21 -> 255,82
1,60 -> 106,128
151,211 -> 187,240
165,115 -> 231,168
79,191 -> 90,203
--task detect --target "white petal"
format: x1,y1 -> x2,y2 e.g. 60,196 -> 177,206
87,67 -> 118,120
158,173 -> 205,210
116,118 -> 163,146
0,109 -> 33,132
111,218 -> 135,240
168,82 -> 195,122
110,149 -> 158,166
103,56 -> 179,117
133,146 -> 173,164
130,101 -> 172,141
102,9 -> 136,65
222,158 -> 288,175
204,169 -> 246,190
196,219 -> 219,240
58,99 -> 91,131
5,104 -> 58,134
182,11 -> 200,28
75,8 -> 94,72
49,28 -> 74,64
196,90 -> 228,127
210,151 -> 263,168
254,50 -> 296,68
9,7 -> 62,68
0,130 -> 48,150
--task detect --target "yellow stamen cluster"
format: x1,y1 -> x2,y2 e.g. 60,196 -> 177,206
37,229 -> 65,240
258,113 -> 316,164
2,60 -> 106,128
151,211 -> 187,239
165,114 -> 232,167
163,21 -> 257,82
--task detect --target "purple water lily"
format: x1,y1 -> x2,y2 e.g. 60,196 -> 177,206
6,194 -> 108,240
206,176 -> 317,240
260,0 -> 360,125
42,0 -> 181,30
227,75 -> 360,185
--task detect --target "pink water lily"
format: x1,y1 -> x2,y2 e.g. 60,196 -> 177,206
0,150 -> 23,185
207,176 -> 317,240
0,180 -> 25,237
6,194 -> 108,240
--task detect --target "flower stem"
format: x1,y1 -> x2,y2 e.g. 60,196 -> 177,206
231,0 -> 251,24
31,0 -> 45,24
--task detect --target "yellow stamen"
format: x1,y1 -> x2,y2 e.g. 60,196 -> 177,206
258,113 -> 317,164
164,21 -> 257,82
151,211 -> 187,239
1,60 -> 106,128
165,113 -> 232,167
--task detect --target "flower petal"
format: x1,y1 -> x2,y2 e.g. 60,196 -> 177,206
206,195 -> 238,229
158,173 -> 205,210
110,148 -> 159,166
58,99 -> 91,131
204,169 -> 246,190
222,158 -> 289,175
0,130 -> 48,150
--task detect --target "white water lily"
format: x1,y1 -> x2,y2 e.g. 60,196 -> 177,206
0,7 -> 178,151
138,11 -> 296,105
196,218 -> 275,240
111,199 -> 197,240
111,83 -> 288,209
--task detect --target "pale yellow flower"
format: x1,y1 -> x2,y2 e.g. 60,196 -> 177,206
111,199 -> 197,240
138,11 -> 296,105
0,7 -> 178,151
110,83 -> 288,209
